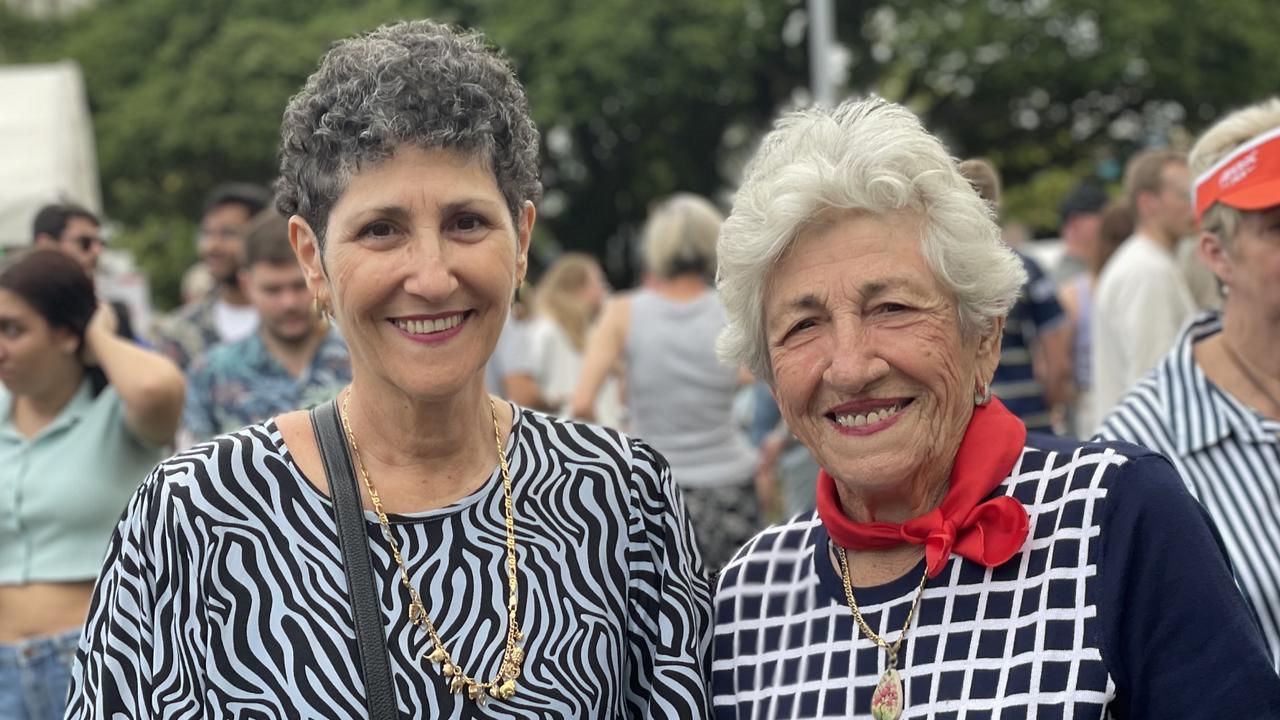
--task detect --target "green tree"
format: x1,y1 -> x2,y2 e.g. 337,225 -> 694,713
5,0 -> 1277,306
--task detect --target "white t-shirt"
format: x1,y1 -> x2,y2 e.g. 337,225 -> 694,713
213,300 -> 259,343
528,317 -> 625,429
1089,232 -> 1196,430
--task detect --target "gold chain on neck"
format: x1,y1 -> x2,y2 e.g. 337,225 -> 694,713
836,546 -> 928,667
339,390 -> 524,704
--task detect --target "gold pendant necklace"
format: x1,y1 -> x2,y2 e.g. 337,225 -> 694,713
340,390 -> 524,704
837,546 -> 928,720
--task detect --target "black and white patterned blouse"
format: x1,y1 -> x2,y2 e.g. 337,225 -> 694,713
66,408 -> 713,719
712,434 -> 1280,719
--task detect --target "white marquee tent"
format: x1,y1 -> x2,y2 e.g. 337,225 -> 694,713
0,61 -> 101,248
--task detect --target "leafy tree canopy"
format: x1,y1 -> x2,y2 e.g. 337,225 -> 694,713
2,0 -> 1276,307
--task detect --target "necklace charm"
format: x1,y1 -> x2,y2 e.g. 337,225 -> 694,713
871,666 -> 903,720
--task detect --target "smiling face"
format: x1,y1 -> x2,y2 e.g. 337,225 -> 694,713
199,203 -> 253,284
291,145 -> 531,401
764,211 -> 1002,513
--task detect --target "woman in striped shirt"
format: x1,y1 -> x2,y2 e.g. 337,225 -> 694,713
1098,98 -> 1280,668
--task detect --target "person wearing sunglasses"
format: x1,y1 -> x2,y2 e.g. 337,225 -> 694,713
31,203 -> 136,341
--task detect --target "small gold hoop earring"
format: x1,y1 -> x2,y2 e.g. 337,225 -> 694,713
313,297 -> 331,322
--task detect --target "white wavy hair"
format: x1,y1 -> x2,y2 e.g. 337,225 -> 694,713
716,97 -> 1027,382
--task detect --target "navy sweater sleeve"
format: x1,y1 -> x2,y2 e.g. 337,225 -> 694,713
1096,451 -> 1280,718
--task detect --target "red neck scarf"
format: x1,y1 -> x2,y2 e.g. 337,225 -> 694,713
816,397 -> 1030,578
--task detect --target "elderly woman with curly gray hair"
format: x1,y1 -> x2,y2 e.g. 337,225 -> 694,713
710,98 -> 1280,719
66,20 -> 711,719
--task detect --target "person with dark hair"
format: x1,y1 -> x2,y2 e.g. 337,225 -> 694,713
68,20 -> 710,719
1054,183 -> 1109,281
0,249 -> 184,720
1059,197 -> 1131,436
180,209 -> 351,444
31,202 -> 139,342
151,182 -> 272,370
31,203 -> 103,274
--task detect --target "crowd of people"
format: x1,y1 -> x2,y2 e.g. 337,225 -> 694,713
0,16 -> 1277,720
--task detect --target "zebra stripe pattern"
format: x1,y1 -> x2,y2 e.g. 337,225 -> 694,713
65,408 -> 713,718
1096,311 -> 1280,669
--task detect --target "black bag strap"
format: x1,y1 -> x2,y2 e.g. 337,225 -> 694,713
311,399 -> 399,719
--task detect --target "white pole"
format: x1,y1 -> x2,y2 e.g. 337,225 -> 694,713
808,0 -> 836,107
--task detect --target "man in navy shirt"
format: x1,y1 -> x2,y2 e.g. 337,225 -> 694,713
959,159 -> 1069,433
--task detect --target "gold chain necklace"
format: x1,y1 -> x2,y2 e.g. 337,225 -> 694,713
340,391 -> 524,704
836,546 -> 928,720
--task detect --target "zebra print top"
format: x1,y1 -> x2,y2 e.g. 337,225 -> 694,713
65,408 -> 713,719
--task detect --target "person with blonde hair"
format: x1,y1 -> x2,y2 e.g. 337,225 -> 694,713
529,253 -> 623,427
573,193 -> 759,573
1098,97 -> 1280,669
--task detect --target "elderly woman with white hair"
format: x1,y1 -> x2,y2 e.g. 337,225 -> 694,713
710,98 -> 1280,719
1098,98 -> 1280,670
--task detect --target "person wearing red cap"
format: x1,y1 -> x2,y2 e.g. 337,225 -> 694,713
1098,97 -> 1280,670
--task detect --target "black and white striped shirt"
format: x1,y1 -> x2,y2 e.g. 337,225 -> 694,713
1097,311 -> 1280,670
67,408 -> 713,718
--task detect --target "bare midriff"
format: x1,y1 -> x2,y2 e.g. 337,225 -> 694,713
0,582 -> 95,643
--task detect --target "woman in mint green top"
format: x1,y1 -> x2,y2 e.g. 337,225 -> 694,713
0,249 -> 185,720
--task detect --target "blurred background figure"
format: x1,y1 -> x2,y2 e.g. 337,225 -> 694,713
179,210 -> 350,445
1054,184 -> 1109,284
178,262 -> 214,307
960,158 -> 1069,434
32,203 -> 136,340
1098,98 -> 1280,668
0,249 -> 183,720
529,252 -> 623,427
151,182 -> 271,370
1090,149 -> 1197,426
1059,198 -> 1132,438
573,193 -> 758,573
484,284 -> 551,410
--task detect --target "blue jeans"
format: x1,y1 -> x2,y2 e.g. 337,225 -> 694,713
0,629 -> 81,720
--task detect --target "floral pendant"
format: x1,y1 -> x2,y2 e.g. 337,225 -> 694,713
871,667 -> 903,720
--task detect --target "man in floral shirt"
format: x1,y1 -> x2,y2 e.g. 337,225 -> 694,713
179,210 -> 351,445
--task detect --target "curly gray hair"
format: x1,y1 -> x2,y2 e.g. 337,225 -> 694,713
716,98 -> 1027,382
275,19 -> 542,245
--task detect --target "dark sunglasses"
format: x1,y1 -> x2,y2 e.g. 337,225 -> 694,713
71,235 -> 103,252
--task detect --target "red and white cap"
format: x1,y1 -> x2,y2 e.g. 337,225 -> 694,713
1193,125 -> 1280,223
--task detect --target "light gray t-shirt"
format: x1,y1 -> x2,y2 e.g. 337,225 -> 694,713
626,289 -> 757,488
